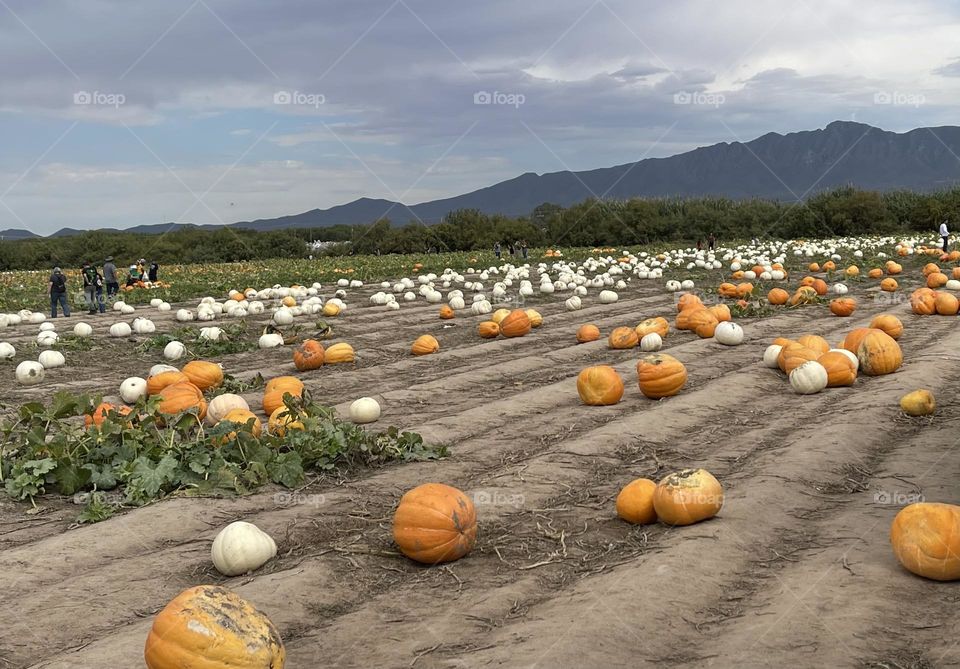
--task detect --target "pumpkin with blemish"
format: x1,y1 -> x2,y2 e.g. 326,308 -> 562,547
393,483 -> 477,564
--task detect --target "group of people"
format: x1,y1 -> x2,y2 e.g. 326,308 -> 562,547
695,233 -> 717,252
493,240 -> 529,260
48,257 -> 160,318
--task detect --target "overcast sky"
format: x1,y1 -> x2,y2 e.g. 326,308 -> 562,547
1,0 -> 959,234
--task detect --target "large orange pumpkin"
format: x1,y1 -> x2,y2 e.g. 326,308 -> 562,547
393,483 -> 478,564
886,261 -> 903,275
182,361 -> 224,391
635,317 -> 669,339
935,292 -> 960,315
718,282 -> 738,298
676,293 -> 703,312
577,366 -> 625,405
811,279 -> 828,296
652,469 -> 724,526
576,324 -> 601,343
829,297 -> 856,317
818,351 -> 857,387
922,262 -> 941,276
857,330 -> 903,376
479,321 -> 500,339
910,288 -> 937,315
690,310 -> 719,338
324,342 -> 355,364
147,370 -> 190,396
267,406 -> 304,437
144,585 -> 286,669
842,327 -> 880,355
439,305 -> 455,320
157,382 -> 207,420
927,272 -> 949,289
293,340 -> 325,371
411,334 -> 440,355
789,286 -> 818,306
880,278 -> 898,292
797,334 -> 830,355
890,503 -> 960,581
263,377 -> 305,416
499,310 -> 532,338
636,353 -> 687,399
777,343 -> 818,374
708,304 -> 731,323
616,478 -> 658,524
675,306 -> 706,331
218,408 -> 263,441
608,326 -> 639,349
870,314 -> 903,340
867,268 -> 883,279
767,288 -> 789,305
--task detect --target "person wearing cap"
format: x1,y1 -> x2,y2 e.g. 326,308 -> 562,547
48,267 -> 70,318
103,256 -> 118,297
81,261 -> 99,315
126,264 -> 140,287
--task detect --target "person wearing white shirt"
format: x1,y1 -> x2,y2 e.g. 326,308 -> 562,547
940,220 -> 950,252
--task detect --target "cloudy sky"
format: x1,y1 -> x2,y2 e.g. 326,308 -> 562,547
1,0 -> 959,234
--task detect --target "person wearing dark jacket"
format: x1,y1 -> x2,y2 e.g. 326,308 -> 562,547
81,261 -> 98,315
148,261 -> 159,282
48,267 -> 70,318
103,256 -> 119,296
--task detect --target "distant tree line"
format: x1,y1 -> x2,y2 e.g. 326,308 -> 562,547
2,186 -> 959,271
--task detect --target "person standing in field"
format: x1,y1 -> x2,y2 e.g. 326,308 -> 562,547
103,256 -> 118,297
81,261 -> 99,315
93,268 -> 106,313
521,240 -> 528,259
940,219 -> 949,253
48,267 -> 70,318
148,260 -> 159,282
696,239 -> 703,251
708,233 -> 716,251
126,264 -> 140,287
494,242 -> 501,260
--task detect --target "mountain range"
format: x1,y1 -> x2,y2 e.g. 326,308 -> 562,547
4,120 -> 960,240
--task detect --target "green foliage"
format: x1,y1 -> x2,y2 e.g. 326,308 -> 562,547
135,321 -> 255,357
0,391 -> 442,520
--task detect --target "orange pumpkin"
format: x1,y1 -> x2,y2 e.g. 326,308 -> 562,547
828,297 -> 855,317
691,310 -> 719,338
608,326 -> 639,349
822,260 -> 836,272
263,377 -> 305,416
218,408 -> 263,441
411,334 -> 440,355
182,360 -> 224,391
500,309 -> 532,338
735,282 -> 754,297
147,370 -> 190,396
577,366 -> 625,405
789,286 -> 818,306
525,309 -> 543,328
890,503 -> 960,581
880,277 -> 898,292
292,340 -> 325,371
718,282 -> 738,298
576,324 -> 601,343
652,469 -> 724,526
635,317 -> 669,339
144,585 -> 286,669
636,353 -> 687,399
707,304 -> 731,322
910,288 -> 937,315
268,406 -> 304,437
778,343 -> 819,374
857,330 -> 903,376
886,261 -> 903,275
818,351 -> 857,387
842,327 -> 880,355
85,402 -> 132,429
867,268 -> 883,279
935,292 -> 960,315
922,262 -> 941,276
800,276 -> 816,287
157,382 -> 207,420
675,306 -> 706,331
767,288 -> 789,305
797,335 -> 830,355
927,272 -> 949,289
616,478 -> 658,525
870,314 -> 903,340
324,342 -> 355,364
676,293 -> 704,312
808,262 -> 820,272
393,483 -> 477,564
811,279 -> 828,296
953,267 -> 960,280
439,305 -> 455,320
478,321 -> 500,339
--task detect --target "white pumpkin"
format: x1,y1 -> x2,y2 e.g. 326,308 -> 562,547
665,280 -> 681,292
210,521 -> 277,576
109,322 -> 132,338
132,318 -> 155,334
73,322 -> 93,337
258,333 -> 284,349
206,393 -> 250,426
199,326 -> 224,341
763,344 -> 783,368
599,290 -> 618,304
149,363 -> 179,377
150,298 -> 163,307
832,283 -> 848,295
946,280 -> 960,291
121,304 -> 136,315
176,309 -> 194,322
36,331 -> 59,347
349,397 -> 381,424
789,360 -> 828,395
163,341 -> 186,361
273,308 -> 294,326
38,350 -> 65,369
640,333 -> 662,352
157,302 -> 171,312
39,322 -> 56,332
565,296 -> 582,311
16,360 -> 44,385
119,377 -> 147,404
28,312 -> 45,324
0,342 -> 14,360
714,322 -> 744,346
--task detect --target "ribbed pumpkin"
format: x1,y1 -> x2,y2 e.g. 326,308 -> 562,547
218,408 -> 263,440
777,343 -> 819,374
292,340 -> 325,371
525,309 -> 543,328
797,334 -> 830,356
412,334 -> 440,355
577,366 -> 624,405
857,330 -> 902,376
478,321 -> 500,338
880,278 -> 898,292
735,282 -> 754,297
690,310 -> 719,338
910,288 -> 937,315
675,306 -> 706,331
608,326 -> 639,349
439,305 -> 455,320
636,353 -> 687,399
927,272 -> 949,289
144,585 -> 285,669
393,483 -> 477,564
616,478 -> 658,524
817,351 -> 857,387
676,293 -> 703,312
157,382 -> 207,420
490,308 -> 511,325
935,292 -> 960,315
499,309 -> 532,338
576,324 -> 601,343
652,469 -> 724,526
886,261 -> 903,274
829,297 -> 856,317
182,361 -> 224,391
324,342 -> 355,364
890,503 -> 960,581
870,314 -> 903,340
635,317 -> 669,338
718,282 -> 738,298
789,286 -> 818,306
922,262 -> 941,276
147,370 -> 190,396
842,327 -> 880,355
85,402 -> 132,429
767,288 -> 789,305
822,260 -> 836,271
707,304 -> 731,323
263,377 -> 304,416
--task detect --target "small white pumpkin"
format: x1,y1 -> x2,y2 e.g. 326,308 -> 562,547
119,377 -> 147,404
39,322 -> 56,332
205,393 -> 250,426
132,318 -> 155,334
273,308 -> 294,326
763,344 -> 783,368
37,331 -> 59,347
73,322 -> 93,337
121,304 -> 136,315
714,322 -> 744,346
349,397 -> 381,424
163,340 -> 186,361
0,342 -> 14,360
210,521 -> 278,576
109,322 -> 132,338
16,360 -> 44,385
599,290 -> 618,304
175,309 -> 194,322
157,302 -> 171,312
38,350 -> 65,369
565,296 -> 582,311
149,363 -> 178,377
640,333 -> 662,352
789,360 -> 828,395
832,283 -> 848,295
199,326 -> 224,341
258,333 -> 284,349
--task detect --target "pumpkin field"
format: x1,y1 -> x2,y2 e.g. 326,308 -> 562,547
2,237 -> 960,668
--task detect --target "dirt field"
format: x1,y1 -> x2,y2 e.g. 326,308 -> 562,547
1,274 -> 958,668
